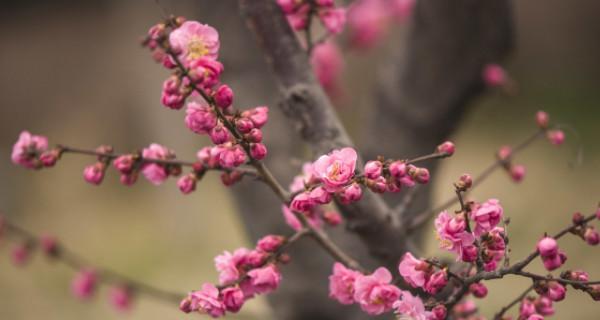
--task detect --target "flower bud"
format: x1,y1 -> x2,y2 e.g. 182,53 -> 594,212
245,128 -> 263,143
323,210 -> 342,226
537,237 -> 558,258
177,174 -> 197,195
510,164 -> 526,183
389,161 -> 407,178
83,162 -> 106,185
221,286 -> 245,313
436,141 -> 455,156
250,143 -> 268,160
536,111 -> 550,129
214,84 -> 234,109
11,243 -> 30,266
412,167 -> 430,184
221,170 -> 243,186
546,130 -> 565,145
209,123 -> 231,145
257,235 -> 285,253
584,226 -> 600,246
482,64 -> 506,87
120,172 -> 138,186
497,145 -> 512,161
546,281 -> 566,301
367,177 -> 387,193
179,297 -> 193,313
40,149 -> 60,167
364,160 -> 383,179
431,305 -> 447,320
338,183 -> 362,204
424,270 -> 448,295
309,186 -> 332,205
586,284 -> 600,301
572,212 -> 585,225
469,282 -> 488,298
40,234 -> 59,257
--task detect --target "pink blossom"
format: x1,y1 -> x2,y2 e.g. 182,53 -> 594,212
185,101 -> 217,134
309,186 -> 332,205
431,304 -> 447,320
536,111 -> 550,129
257,235 -> 285,253
545,281 -> 566,302
235,118 -> 254,133
436,141 -> 456,156
364,160 -> 383,179
311,41 -> 344,97
40,234 -> 58,256
527,314 -> 544,320
241,106 -> 269,128
470,199 -> 503,236
169,21 -> 219,64
453,299 -> 478,316
83,162 -> 106,185
393,291 -> 432,320
434,211 -> 474,258
323,210 -> 343,226
189,283 -> 226,318
546,130 -> 565,146
141,143 -> 174,185
469,282 -> 488,298
11,244 -> 30,266
120,172 -> 138,186
109,286 -> 133,311
221,286 -> 245,313
353,267 -> 401,315
277,0 -> 298,14
498,145 -> 512,160
424,270 -> 448,295
338,183 -> 363,204
319,8 -> 347,35
520,297 -> 536,319
584,226 -> 600,245
537,237 -> 558,258
215,248 -> 249,285
188,57 -> 224,90
347,0 -> 389,49
72,269 -> 97,299
510,164 -> 526,183
408,165 -> 430,184
218,144 -> 247,168
367,176 -> 387,193
398,252 -> 430,288
209,123 -> 231,144
245,128 -> 263,143
328,262 -> 361,305
40,149 -> 60,167
113,155 -> 136,174
313,147 -> 357,191
177,174 -> 197,194
11,131 -> 48,169
214,84 -> 233,109
161,76 -> 185,109
290,192 -> 316,212
389,161 -> 407,178
245,264 -> 282,295
482,64 -> 506,87
250,143 -> 267,160
458,173 -> 473,189
541,250 -> 567,272
535,296 -> 554,316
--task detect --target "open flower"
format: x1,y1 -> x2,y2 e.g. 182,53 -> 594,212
11,131 -> 48,169
353,267 -> 401,315
313,147 -> 357,192
329,262 -> 361,305
169,21 -> 219,65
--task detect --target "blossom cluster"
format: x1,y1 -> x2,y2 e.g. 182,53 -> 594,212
329,262 -> 443,319
284,145 -> 442,231
277,0 -> 347,35
144,18 -> 270,189
179,235 -> 286,317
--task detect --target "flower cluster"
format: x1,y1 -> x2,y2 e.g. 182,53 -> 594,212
277,0 -> 347,35
180,235 -> 287,317
328,262 -> 443,319
11,131 -> 54,169
143,18 -> 270,191
399,252 -> 448,295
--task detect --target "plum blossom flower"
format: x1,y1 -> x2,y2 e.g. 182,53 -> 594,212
319,8 -> 347,34
398,252 -> 431,288
347,0 -> 389,49
311,41 -> 344,97
329,262 -> 362,305
221,286 -> 245,313
141,143 -> 175,185
353,267 -> 401,315
393,291 -> 432,320
214,248 -> 250,285
313,147 -> 357,192
189,283 -> 226,318
185,101 -> 217,134
470,199 -> 503,236
72,269 -> 97,299
169,21 -> 219,65
434,211 -> 474,259
11,131 -> 48,169
244,264 -> 282,296
482,64 -> 506,87
109,286 -> 133,311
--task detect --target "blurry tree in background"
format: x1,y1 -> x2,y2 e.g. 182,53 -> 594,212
0,0 -> 599,319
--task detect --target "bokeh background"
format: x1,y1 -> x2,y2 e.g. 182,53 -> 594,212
0,0 -> 599,319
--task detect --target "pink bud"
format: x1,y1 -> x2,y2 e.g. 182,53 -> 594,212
542,251 -> 567,271
40,149 -> 60,167
40,234 -> 59,257
109,286 -> 133,311
469,282 -> 488,298
537,237 -> 558,258
214,84 -> 234,109
323,210 -> 342,226
179,297 -> 193,313
221,171 -> 244,186
587,284 -> 600,301
546,281 -> 566,301
483,64 -> 506,87
436,141 -> 455,156
257,235 -> 285,253
497,145 -> 512,160
424,270 -> 448,295
209,123 -> 231,144
367,177 -> 387,193
546,130 -> 565,146
177,174 -> 197,194
412,167 -> 430,184
510,164 -> 526,183
572,212 -> 585,224
431,304 -> 447,320
113,155 -> 135,174
458,174 -> 473,189
120,172 -> 138,186
72,269 -> 97,299
250,143 -> 268,160
309,186 -> 332,205
11,244 -> 30,266
338,183 -> 362,204
584,227 -> 600,246
520,297 -> 536,319
290,192 -> 316,212
83,162 -> 105,185
461,245 -> 478,263
221,286 -> 245,313
389,161 -> 407,178
245,128 -> 263,143
364,160 -> 383,179
534,296 -> 554,316
527,314 -> 544,320
235,117 -> 254,134
536,111 -> 550,129
242,106 -> 269,128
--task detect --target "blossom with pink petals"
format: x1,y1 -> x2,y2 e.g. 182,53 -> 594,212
185,101 -> 217,134
189,283 -> 226,317
510,164 -> 526,183
436,141 -> 456,156
257,235 -> 285,253
313,147 -> 357,192
177,174 -> 197,194
338,183 -> 363,204
347,0 -> 389,49
398,252 -> 430,288
72,269 -> 97,299
547,130 -> 565,146
141,144 -> 174,185
353,267 -> 401,315
221,286 -> 245,313
12,131 -> 48,169
169,21 -> 219,65
311,41 -> 344,97
244,264 -> 282,295
214,84 -> 233,109
214,248 -> 250,285
328,262 -> 362,305
434,211 -> 474,258
83,162 -> 106,185
319,8 -> 347,35
109,286 -> 133,311
393,291 -> 432,320
470,199 -> 503,236
11,244 -> 30,266
482,64 -> 506,87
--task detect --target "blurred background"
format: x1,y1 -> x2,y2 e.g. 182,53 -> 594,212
0,0 -> 598,319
